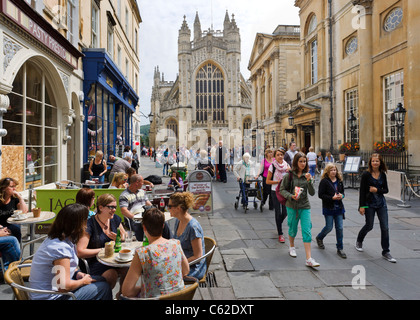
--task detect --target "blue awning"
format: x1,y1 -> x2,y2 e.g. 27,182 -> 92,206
82,49 -> 138,112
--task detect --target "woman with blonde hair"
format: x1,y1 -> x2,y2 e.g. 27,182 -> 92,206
77,193 -> 128,291
88,150 -> 107,185
168,192 -> 206,280
315,163 -> 346,258
109,172 -> 128,189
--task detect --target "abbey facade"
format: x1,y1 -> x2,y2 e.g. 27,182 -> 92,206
149,11 -> 252,149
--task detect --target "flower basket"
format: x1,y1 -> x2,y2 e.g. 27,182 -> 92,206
373,141 -> 405,154
339,142 -> 360,154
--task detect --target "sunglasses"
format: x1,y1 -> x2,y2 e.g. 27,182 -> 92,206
105,205 -> 117,210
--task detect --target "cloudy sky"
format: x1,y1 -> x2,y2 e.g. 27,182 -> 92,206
137,0 -> 300,124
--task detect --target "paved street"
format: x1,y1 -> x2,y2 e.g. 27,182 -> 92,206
1,156 -> 420,300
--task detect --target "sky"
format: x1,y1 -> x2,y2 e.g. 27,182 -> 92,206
137,0 -> 300,124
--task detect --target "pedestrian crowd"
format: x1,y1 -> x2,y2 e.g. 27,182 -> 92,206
0,142 -> 397,300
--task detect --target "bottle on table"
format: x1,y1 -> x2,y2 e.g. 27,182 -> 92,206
143,234 -> 149,246
114,229 -> 122,253
159,197 -> 165,211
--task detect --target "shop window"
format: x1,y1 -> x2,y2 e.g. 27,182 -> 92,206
3,61 -> 58,189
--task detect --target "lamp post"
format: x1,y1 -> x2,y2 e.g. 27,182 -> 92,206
271,130 -> 275,149
393,103 -> 406,152
347,110 -> 357,149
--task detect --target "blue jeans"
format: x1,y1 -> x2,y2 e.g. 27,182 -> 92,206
163,163 -> 169,175
90,175 -> 104,189
0,235 -> 21,270
317,214 -> 344,250
57,276 -> 112,300
309,165 -> 316,177
357,205 -> 390,255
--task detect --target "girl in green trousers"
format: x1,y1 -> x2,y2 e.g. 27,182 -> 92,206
280,152 -> 320,267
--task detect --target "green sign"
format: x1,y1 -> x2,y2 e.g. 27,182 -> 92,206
35,189 -> 125,233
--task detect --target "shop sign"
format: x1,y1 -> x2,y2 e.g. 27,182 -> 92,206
1,0 -> 78,68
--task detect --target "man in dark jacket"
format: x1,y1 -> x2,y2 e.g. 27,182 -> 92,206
216,141 -> 228,183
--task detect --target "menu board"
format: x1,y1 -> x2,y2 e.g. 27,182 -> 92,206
343,156 -> 361,173
188,170 -> 213,215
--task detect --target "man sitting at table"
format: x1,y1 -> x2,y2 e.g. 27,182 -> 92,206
119,174 -> 172,241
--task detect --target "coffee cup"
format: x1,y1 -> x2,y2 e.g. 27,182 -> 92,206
119,249 -> 132,260
13,210 -> 22,217
16,213 -> 27,220
32,207 -> 41,218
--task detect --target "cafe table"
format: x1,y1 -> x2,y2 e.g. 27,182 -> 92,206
96,241 -> 143,268
7,211 -> 56,254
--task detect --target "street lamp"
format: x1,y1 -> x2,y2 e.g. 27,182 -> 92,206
148,112 -> 154,123
347,110 -> 357,147
393,103 -> 406,151
271,130 -> 275,148
288,115 -> 294,127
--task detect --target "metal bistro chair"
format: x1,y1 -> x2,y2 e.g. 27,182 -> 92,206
4,263 -> 76,300
119,276 -> 199,300
186,236 -> 217,300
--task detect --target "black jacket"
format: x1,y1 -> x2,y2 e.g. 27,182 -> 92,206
318,177 -> 345,210
359,171 -> 389,208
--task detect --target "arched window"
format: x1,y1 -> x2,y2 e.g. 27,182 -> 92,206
167,119 -> 178,138
4,60 -> 59,188
195,63 -> 224,123
307,14 -> 317,35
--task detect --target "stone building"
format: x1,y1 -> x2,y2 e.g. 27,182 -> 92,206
295,0 -> 420,168
248,24 -> 302,150
149,11 -> 252,150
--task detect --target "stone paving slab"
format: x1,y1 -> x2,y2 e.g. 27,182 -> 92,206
228,272 -> 282,299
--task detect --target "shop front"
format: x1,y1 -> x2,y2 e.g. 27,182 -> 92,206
0,0 -> 83,191
82,49 -> 138,162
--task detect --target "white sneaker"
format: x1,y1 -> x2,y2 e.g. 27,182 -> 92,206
306,257 -> 320,267
289,247 -> 297,258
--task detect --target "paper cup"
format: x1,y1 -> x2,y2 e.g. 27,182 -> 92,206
32,208 -> 41,218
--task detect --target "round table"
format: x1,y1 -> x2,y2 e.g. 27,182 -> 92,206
7,211 -> 56,255
96,241 -> 143,268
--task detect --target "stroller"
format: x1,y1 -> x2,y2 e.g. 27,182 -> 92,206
234,178 -> 263,213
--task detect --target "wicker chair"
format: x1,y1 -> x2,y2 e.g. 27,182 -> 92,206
4,263 -> 76,300
186,236 -> 217,300
119,276 -> 199,300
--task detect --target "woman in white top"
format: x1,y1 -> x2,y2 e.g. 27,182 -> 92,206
266,149 -> 291,243
307,147 -> 317,178
233,153 -> 256,207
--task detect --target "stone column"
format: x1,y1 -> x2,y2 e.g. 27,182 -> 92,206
354,0 -> 373,151
406,0 -> 420,168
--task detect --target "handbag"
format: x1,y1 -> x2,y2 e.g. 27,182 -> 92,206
275,171 -> 293,205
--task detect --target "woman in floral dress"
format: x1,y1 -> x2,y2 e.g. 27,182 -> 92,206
122,208 -> 189,298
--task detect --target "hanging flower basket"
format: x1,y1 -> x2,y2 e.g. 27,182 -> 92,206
373,141 -> 405,154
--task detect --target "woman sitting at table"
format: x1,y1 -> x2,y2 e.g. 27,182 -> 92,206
168,192 -> 206,280
109,172 -> 128,189
0,177 -> 28,242
168,171 -> 183,191
75,188 -> 96,218
121,208 -> 189,298
76,194 -> 127,291
29,203 -> 112,300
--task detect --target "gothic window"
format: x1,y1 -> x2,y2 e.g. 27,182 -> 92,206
195,63 -> 224,122
167,119 -> 178,138
384,7 -> 403,32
